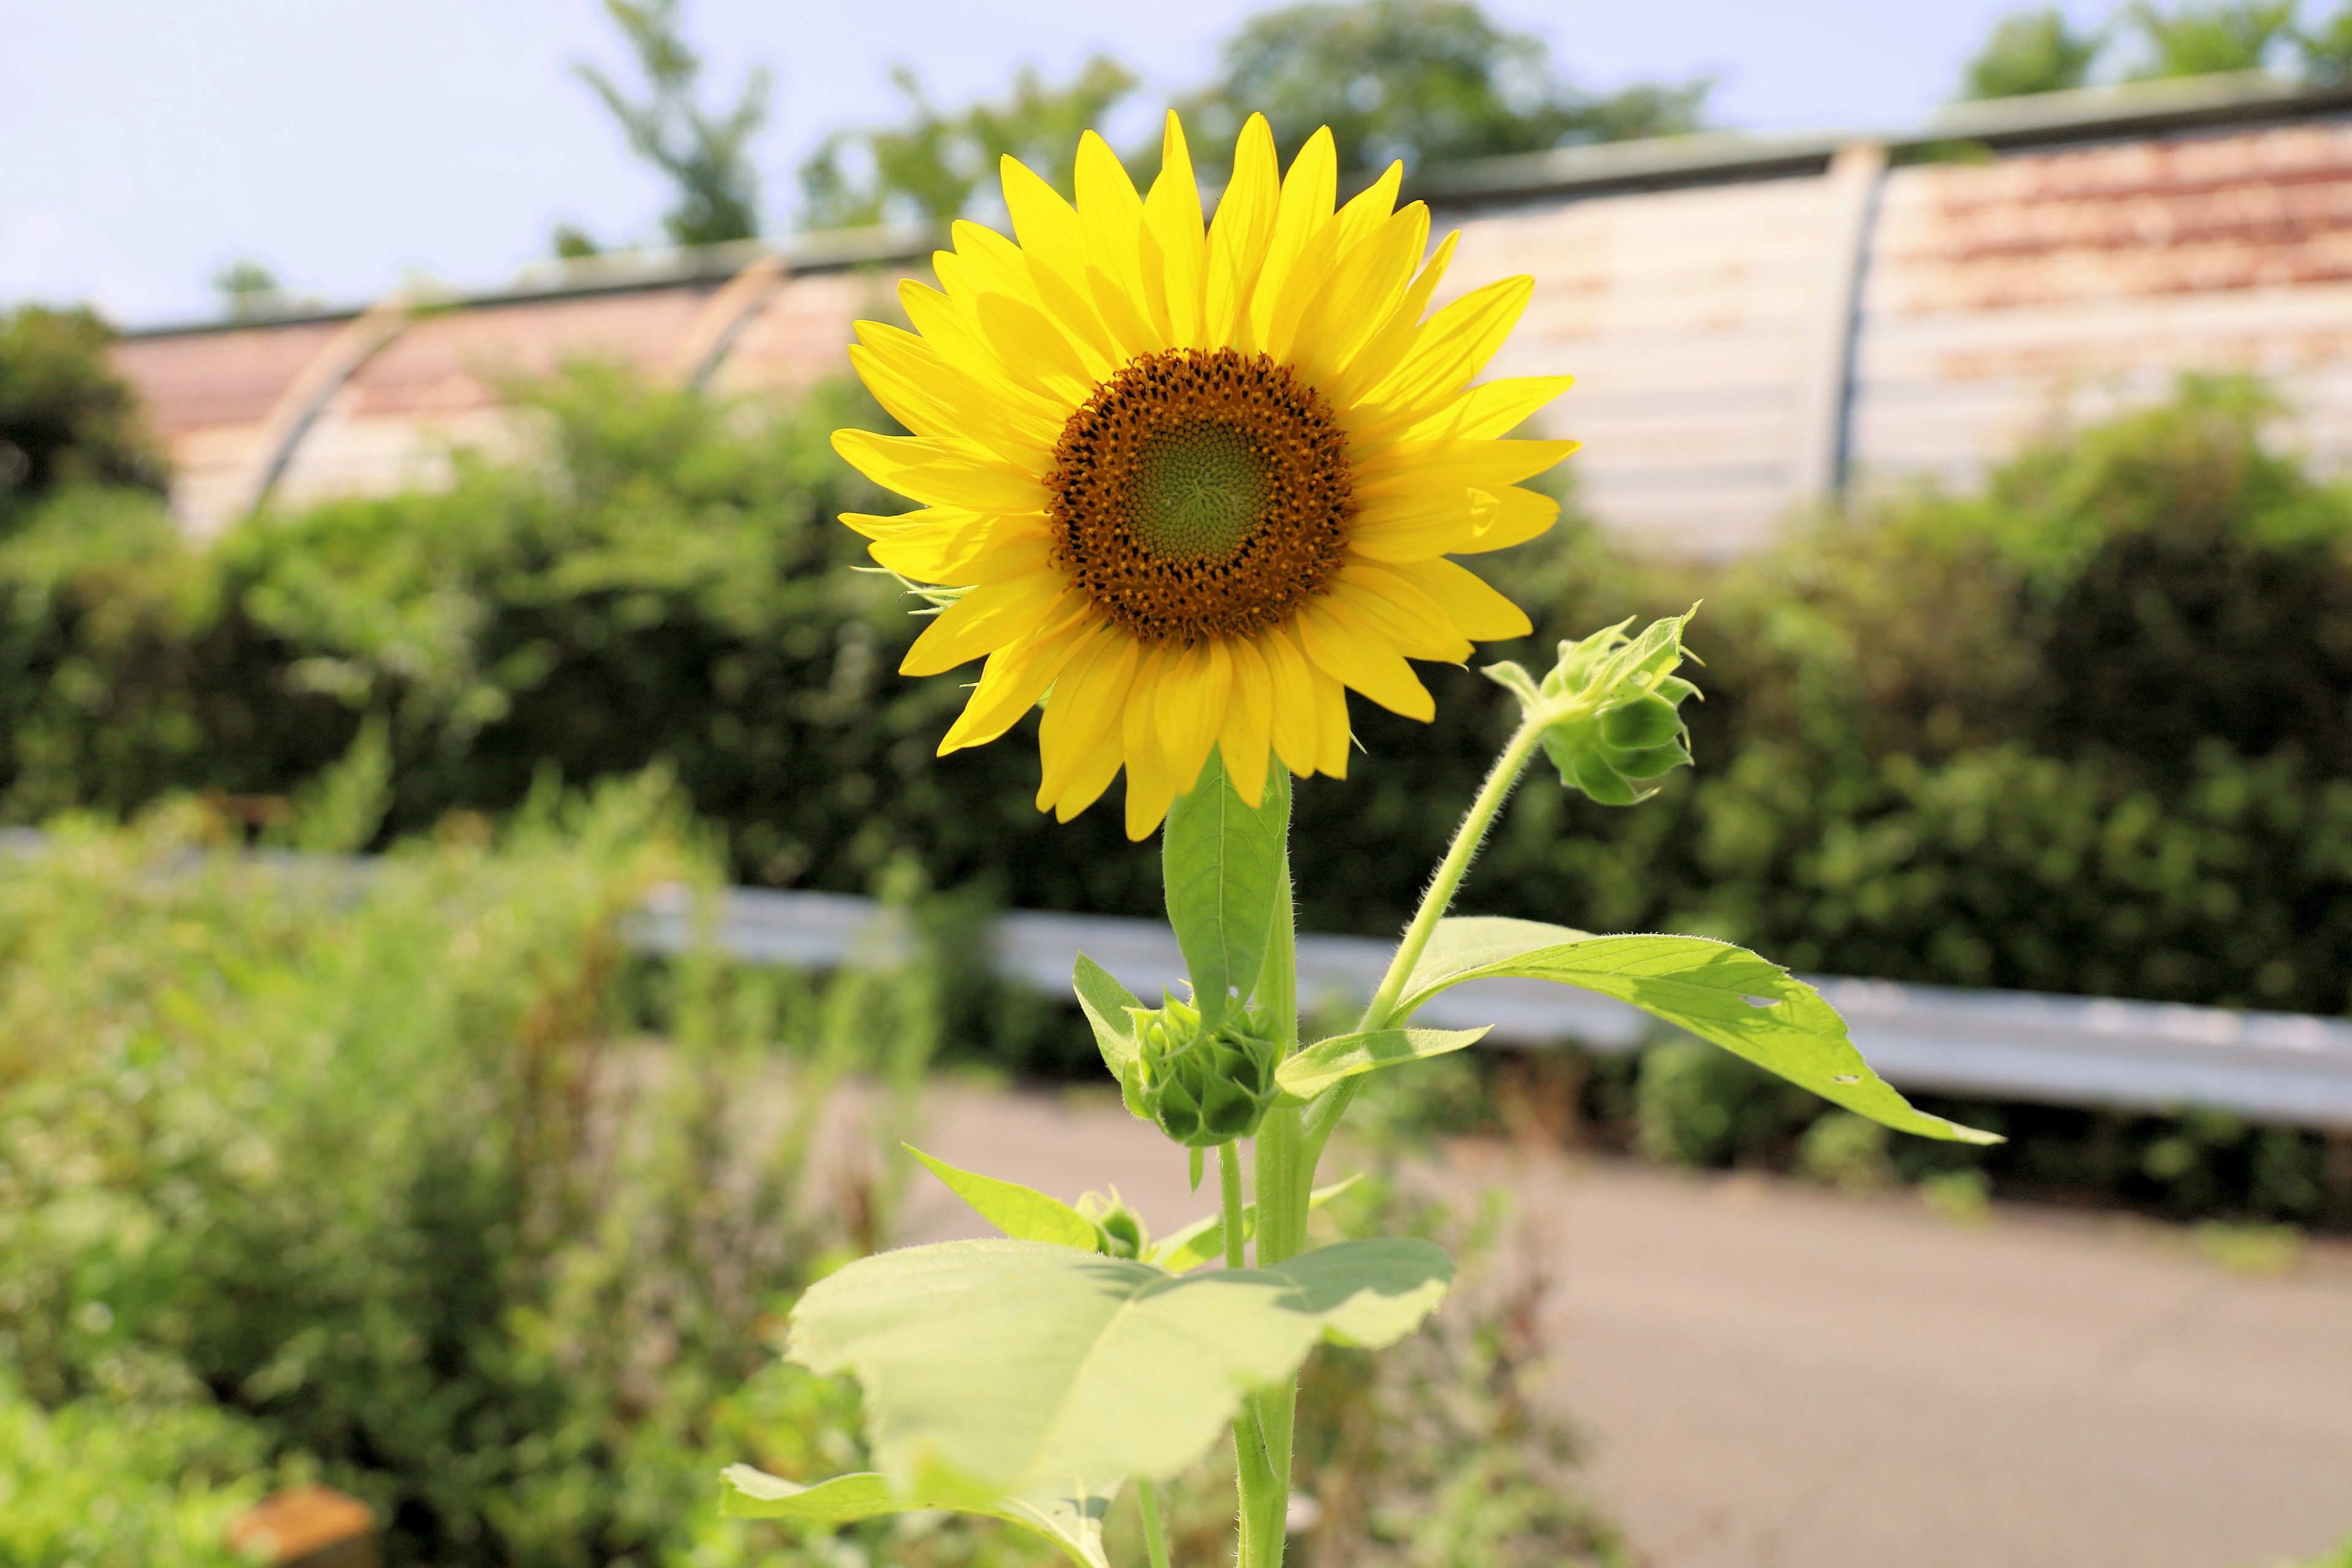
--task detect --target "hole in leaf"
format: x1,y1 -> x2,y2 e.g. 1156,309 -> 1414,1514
1740,995 -> 1779,1009
1831,1073 -> 1861,1084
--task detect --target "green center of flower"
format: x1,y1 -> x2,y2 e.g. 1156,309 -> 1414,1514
1129,423 -> 1272,563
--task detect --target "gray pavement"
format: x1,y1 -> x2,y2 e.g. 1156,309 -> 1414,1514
910,1086 -> 2352,1568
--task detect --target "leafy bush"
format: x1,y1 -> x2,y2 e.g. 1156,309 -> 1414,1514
5,368 -> 2352,1027
0,304 -> 168,526
0,1379 -> 265,1568
0,774 -> 941,1567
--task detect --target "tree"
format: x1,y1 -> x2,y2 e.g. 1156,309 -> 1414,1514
796,56 -> 1138,231
1959,7 -> 2105,97
0,305 -> 167,526
2122,0 -> 2298,78
574,0 -> 769,249
2296,1 -> 2352,81
212,258 -> 286,320
1177,0 -> 1709,178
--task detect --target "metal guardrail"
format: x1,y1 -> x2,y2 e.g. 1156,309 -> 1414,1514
635,886 -> 2352,1131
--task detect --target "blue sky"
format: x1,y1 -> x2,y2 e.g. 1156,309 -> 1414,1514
3,1 -> 2113,326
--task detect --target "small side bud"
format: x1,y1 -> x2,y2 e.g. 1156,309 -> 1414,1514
1076,1188 -> 1148,1258
1129,998 -> 1283,1148
1484,608 -> 1702,807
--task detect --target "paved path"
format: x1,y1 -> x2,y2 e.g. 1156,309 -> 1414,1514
911,1087 -> 2352,1568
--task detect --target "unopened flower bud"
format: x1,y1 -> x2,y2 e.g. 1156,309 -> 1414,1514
1128,998 -> 1283,1148
1485,610 -> 1700,807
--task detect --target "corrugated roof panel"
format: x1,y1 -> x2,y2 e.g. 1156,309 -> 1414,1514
716,268 -> 920,398
1852,121 -> 2352,498
1447,175 -> 1846,554
269,287 -> 722,512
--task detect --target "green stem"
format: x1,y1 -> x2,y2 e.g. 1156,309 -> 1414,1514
1139,1479 -> 1175,1568
1356,712 -> 1546,1036
1218,1140 -> 1248,1270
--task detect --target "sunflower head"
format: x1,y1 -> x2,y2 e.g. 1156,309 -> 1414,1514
835,110 -> 1574,839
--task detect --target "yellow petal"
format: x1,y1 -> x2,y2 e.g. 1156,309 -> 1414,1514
1143,113 -> 1207,349
865,511 -> 1048,583
1295,599 -> 1435,722
1206,115 -> 1280,349
1333,567 -> 1474,663
1310,659 -> 1354,777
939,614 -> 1094,754
1392,557 -> 1533,641
1453,485 -> 1561,554
1076,130 -> 1163,356
1248,126 -> 1337,351
1401,375 -> 1575,442
900,573 -> 1071,676
1324,230 -> 1460,409
848,339 -> 1055,470
973,290 -> 1100,406
989,170 -> 1126,374
1349,274 -> 1536,437
1353,438 -> 1579,500
1286,202 -> 1428,390
1155,638 -> 1233,801
897,278 -> 1076,419
1260,623 -> 1321,778
833,429 -> 1050,513
1336,162 -> 1403,250
1038,628 -> 1135,811
1219,636 -> 1274,806
1121,649 -> 1178,839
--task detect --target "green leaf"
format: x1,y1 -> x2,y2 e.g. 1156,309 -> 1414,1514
1072,954 -> 1141,1080
1148,1175 -> 1362,1272
1271,1237 -> 1455,1348
1161,749 -> 1289,1035
786,1237 -> 1449,1501
1396,919 -> 2000,1145
1274,1027 -> 1492,1099
905,1145 -> 1101,1250
718,1464 -> 1110,1568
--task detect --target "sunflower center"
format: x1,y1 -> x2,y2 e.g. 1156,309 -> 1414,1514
1130,424 -> 1270,563
1049,347 -> 1353,646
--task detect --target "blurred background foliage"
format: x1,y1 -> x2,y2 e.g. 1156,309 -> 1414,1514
8,318 -> 2351,1020
0,777 -> 1619,1565
9,301 -> 2352,1239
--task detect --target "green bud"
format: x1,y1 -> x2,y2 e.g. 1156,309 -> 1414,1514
1127,998 -> 1283,1148
1076,1188 -> 1148,1259
1483,608 -> 1701,808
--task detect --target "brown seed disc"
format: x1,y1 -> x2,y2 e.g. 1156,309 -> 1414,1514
1047,347 -> 1352,646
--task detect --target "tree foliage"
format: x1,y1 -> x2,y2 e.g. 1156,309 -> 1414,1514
2123,0 -> 2300,77
1959,7 -> 2104,97
574,0 -> 770,248
797,56 -> 1139,230
0,304 -> 167,529
1178,0 -> 1709,178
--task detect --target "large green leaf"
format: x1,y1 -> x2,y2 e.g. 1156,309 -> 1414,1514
1161,750 -> 1289,1035
1396,918 -> 1999,1145
719,1464 -> 1110,1568
1275,1026 -> 1491,1099
905,1145 -> 1100,1250
786,1237 -> 1450,1501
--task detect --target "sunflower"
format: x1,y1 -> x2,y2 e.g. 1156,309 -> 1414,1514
834,111 -> 1574,839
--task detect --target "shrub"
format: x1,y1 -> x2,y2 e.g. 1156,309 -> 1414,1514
0,775 -> 940,1566
0,303 -> 168,526
6,368 -> 2352,1025
0,1379 -> 266,1568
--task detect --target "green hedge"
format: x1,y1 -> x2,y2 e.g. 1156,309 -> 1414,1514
6,358 -> 2352,1019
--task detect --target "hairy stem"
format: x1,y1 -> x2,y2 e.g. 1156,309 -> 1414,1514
1357,712 -> 1546,1035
